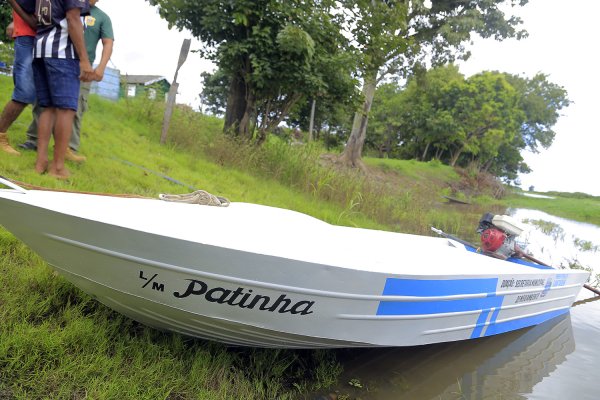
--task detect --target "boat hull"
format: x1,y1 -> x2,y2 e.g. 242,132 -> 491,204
0,187 -> 590,348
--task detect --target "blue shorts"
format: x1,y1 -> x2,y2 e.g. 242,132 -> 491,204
11,35 -> 36,105
32,58 -> 80,111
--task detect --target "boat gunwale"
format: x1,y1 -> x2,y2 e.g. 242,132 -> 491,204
46,233 -> 587,302
2,188 -> 591,278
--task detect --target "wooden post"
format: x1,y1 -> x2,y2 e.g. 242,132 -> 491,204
161,39 -> 192,144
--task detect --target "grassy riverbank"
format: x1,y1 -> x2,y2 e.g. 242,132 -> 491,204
1,75 -> 598,398
503,191 -> 600,226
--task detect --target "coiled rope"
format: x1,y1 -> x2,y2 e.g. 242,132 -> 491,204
159,190 -> 230,207
5,178 -> 230,206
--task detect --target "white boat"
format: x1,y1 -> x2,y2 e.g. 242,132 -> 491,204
0,177 -> 590,348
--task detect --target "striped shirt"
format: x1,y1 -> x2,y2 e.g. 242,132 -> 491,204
34,0 -> 90,59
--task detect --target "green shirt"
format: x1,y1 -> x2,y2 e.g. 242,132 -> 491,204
84,6 -> 114,65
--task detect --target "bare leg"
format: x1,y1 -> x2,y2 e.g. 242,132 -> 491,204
0,100 -> 27,132
49,108 -> 76,179
35,107 -> 55,173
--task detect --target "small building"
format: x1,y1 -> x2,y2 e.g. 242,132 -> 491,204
121,75 -> 171,101
90,66 -> 120,101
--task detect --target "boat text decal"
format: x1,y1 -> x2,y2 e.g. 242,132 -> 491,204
173,279 -> 315,315
515,293 -> 540,303
500,278 -> 545,289
138,271 -> 314,315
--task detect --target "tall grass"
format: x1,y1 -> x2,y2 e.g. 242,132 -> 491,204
160,109 -> 485,236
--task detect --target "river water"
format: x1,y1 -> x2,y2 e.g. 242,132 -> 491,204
315,209 -> 600,400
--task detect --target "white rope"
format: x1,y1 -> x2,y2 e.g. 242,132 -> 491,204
159,190 -> 230,207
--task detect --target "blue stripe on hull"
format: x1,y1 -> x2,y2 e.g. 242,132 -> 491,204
377,295 -> 503,315
377,278 -> 569,340
382,278 -> 498,297
378,277 -> 502,316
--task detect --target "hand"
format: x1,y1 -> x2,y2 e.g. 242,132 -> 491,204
6,22 -> 14,39
79,60 -> 94,82
93,67 -> 105,82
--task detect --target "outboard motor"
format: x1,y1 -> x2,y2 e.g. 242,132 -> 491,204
477,213 -> 525,259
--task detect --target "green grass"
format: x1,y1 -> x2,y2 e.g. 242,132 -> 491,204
1,74 -> 599,398
363,156 -> 460,184
503,191 -> 600,226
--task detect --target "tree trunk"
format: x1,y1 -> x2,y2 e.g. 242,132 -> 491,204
224,56 -> 253,137
238,89 -> 255,140
450,147 -> 464,167
223,74 -> 247,136
256,93 -> 302,145
421,141 -> 430,161
340,71 -> 377,168
482,158 -> 493,172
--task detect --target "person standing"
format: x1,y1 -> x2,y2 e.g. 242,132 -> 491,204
21,0 -> 114,163
33,0 -> 95,178
0,0 -> 36,155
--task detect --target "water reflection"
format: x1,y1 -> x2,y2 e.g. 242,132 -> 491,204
331,314 -> 574,400
509,209 -> 599,278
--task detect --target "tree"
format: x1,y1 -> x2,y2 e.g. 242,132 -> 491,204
444,72 -> 523,168
339,0 -> 529,168
503,72 -> 570,153
366,83 -> 404,158
147,0 -> 353,142
0,6 -> 11,42
485,72 -> 569,181
367,65 -> 569,181
368,65 -> 466,161
402,65 -> 465,161
0,6 -> 14,66
286,51 -> 360,141
200,70 -> 229,116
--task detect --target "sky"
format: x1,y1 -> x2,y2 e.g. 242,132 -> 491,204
97,0 -> 599,196
458,0 -> 600,196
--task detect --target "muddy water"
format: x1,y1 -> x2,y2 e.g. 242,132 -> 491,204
317,209 -> 600,400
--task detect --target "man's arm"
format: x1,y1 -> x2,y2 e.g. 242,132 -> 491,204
65,8 -> 94,82
5,22 -> 14,39
93,37 -> 113,81
7,0 -> 37,30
